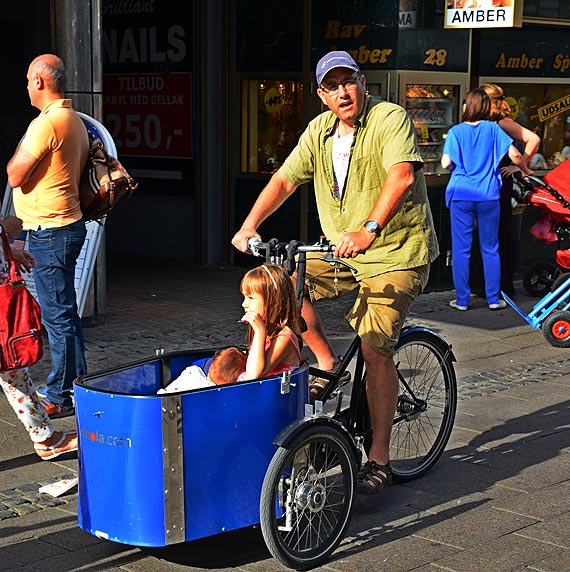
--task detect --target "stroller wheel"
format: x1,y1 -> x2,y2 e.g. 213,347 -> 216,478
550,273 -> 570,293
523,262 -> 557,297
542,311 -> 570,348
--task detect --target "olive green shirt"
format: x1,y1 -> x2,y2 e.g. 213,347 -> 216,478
280,96 -> 439,279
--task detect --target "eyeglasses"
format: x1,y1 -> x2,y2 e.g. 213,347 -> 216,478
319,74 -> 361,95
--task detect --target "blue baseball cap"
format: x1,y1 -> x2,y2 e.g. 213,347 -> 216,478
316,51 -> 360,86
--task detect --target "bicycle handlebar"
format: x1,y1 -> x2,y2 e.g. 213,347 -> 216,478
246,236 -> 357,315
248,236 -> 333,255
247,237 -> 357,274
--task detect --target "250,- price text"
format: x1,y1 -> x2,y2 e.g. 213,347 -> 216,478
105,113 -> 186,153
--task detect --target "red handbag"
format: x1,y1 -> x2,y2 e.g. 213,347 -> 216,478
0,229 -> 43,371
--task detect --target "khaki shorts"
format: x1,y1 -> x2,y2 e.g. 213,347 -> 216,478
305,256 -> 429,357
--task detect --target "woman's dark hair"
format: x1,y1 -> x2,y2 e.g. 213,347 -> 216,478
462,88 -> 491,122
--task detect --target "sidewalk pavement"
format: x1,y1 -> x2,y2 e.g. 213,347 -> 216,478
1,257 -> 570,572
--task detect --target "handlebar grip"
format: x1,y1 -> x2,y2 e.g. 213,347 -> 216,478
247,237 -> 262,255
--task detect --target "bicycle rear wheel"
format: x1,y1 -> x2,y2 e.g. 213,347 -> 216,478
389,329 -> 457,482
260,424 -> 356,570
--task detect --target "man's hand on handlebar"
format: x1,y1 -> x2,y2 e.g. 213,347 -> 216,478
333,229 -> 375,259
231,229 -> 260,254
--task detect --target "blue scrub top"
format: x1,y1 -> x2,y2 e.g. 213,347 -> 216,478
443,120 -> 512,207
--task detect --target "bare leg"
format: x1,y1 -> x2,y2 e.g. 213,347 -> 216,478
300,296 -> 337,371
361,341 -> 398,466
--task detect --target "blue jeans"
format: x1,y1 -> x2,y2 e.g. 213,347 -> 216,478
450,200 -> 501,307
29,219 -> 87,407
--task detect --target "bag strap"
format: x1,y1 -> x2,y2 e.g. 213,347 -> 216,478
0,227 -> 24,285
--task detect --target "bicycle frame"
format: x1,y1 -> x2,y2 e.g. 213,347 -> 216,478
247,237 -> 446,440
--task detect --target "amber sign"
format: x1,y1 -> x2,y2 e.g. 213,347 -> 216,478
445,0 -> 523,29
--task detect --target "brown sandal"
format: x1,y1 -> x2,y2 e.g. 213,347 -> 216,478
357,460 -> 391,495
309,359 -> 351,402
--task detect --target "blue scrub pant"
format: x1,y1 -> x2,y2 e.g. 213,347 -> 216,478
450,199 -> 501,307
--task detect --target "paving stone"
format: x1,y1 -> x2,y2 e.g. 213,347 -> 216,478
36,497 -> 66,508
518,511 -> 570,548
526,549 -> 570,571
434,534 -> 562,571
415,504 -> 538,549
325,533 -> 461,572
491,481 -> 570,520
14,503 -> 41,516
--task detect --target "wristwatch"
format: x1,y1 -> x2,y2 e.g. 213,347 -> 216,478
364,220 -> 382,236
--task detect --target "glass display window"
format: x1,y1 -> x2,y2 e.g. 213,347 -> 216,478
491,82 -> 570,170
404,82 -> 461,174
240,78 -> 304,174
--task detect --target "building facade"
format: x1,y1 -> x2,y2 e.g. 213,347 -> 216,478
1,0 -> 569,294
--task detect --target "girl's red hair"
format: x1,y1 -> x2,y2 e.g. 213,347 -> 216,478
240,263 -> 303,347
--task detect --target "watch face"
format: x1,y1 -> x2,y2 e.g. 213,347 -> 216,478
365,221 -> 379,233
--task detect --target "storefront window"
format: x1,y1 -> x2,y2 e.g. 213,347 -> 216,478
240,79 -> 304,174
500,84 -> 570,170
524,0 -> 570,20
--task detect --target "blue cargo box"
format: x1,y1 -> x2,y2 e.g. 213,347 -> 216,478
74,350 -> 309,547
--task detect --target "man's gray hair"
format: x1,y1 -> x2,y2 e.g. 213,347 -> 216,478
32,56 -> 67,92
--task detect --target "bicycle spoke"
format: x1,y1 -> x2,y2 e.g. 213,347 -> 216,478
388,331 -> 457,481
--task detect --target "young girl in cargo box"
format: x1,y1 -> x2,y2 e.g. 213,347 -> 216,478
237,263 -> 303,381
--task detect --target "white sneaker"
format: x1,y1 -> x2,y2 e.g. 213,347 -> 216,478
488,300 -> 507,310
449,300 -> 468,311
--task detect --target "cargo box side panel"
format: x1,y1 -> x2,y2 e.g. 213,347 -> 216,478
181,366 -> 309,541
76,387 -> 167,546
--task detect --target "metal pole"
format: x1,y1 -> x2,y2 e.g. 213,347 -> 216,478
51,0 -> 106,319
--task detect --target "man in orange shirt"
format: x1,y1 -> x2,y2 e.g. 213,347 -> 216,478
6,54 -> 89,418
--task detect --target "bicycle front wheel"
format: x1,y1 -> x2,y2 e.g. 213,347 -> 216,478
390,329 -> 457,482
260,425 -> 357,570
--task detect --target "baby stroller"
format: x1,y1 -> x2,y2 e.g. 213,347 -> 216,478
504,159 -> 570,347
518,159 -> 570,297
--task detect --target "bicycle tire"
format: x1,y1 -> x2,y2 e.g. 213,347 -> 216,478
388,330 -> 457,482
259,425 -> 356,570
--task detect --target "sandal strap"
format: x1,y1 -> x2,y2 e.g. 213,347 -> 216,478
309,358 -> 351,400
34,431 -> 72,452
357,460 -> 391,494
309,378 -> 328,392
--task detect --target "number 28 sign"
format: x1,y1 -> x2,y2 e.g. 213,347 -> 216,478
103,72 -> 192,159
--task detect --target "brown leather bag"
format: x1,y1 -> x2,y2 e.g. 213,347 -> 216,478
79,131 -> 138,223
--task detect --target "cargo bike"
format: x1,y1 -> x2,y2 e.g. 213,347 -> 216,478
74,237 -> 457,570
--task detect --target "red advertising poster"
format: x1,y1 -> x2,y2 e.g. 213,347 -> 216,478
103,72 -> 192,159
